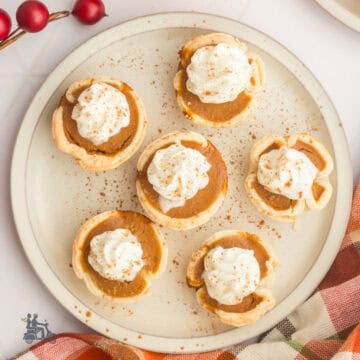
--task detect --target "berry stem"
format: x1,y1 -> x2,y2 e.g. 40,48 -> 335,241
0,28 -> 25,50
0,10 -> 70,51
49,10 -> 71,22
8,27 -> 23,38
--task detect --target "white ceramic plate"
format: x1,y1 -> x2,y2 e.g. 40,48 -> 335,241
11,13 -> 353,353
315,0 -> 360,31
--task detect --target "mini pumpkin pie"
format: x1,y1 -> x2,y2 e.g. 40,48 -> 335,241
52,76 -> 147,171
245,133 -> 334,222
173,32 -> 264,128
72,210 -> 167,301
187,230 -> 276,327
136,131 -> 228,230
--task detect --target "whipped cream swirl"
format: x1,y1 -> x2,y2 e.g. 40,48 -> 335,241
203,246 -> 261,305
147,142 -> 211,212
186,43 -> 252,104
72,82 -> 130,146
257,146 -> 318,200
88,228 -> 144,282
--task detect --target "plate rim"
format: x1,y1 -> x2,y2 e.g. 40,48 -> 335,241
314,0 -> 360,32
11,12 -> 353,353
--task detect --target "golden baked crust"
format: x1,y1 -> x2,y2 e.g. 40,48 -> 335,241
72,210 -> 167,302
174,33 -> 264,128
136,131 -> 228,230
52,76 -> 147,171
187,230 -> 276,327
245,133 -> 334,222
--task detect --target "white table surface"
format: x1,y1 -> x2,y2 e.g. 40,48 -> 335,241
0,0 -> 359,358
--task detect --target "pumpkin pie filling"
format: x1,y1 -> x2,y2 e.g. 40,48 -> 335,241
252,179 -> 296,211
260,142 -> 282,156
80,212 -> 162,298
254,143 -> 298,210
137,140 -> 227,218
191,234 -> 270,313
177,67 -> 253,123
312,183 -> 325,201
61,82 -> 139,154
292,140 -> 326,171
200,290 -> 263,313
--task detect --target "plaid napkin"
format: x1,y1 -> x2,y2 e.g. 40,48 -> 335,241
16,182 -> 360,360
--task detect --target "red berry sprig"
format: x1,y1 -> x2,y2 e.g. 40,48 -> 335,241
0,0 -> 106,51
0,9 -> 11,40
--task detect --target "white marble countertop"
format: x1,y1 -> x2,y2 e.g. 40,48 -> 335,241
0,0 -> 359,358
